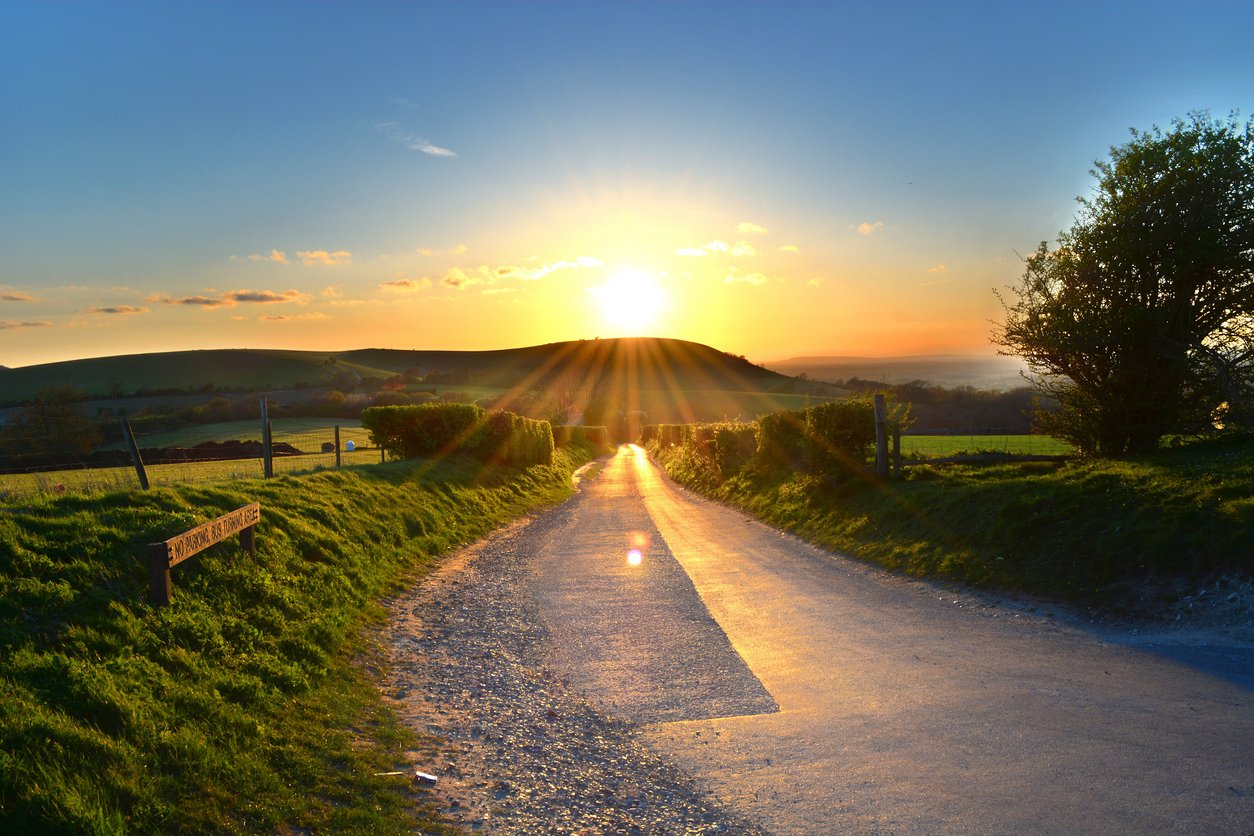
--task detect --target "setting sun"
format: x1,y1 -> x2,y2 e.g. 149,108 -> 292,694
589,269 -> 668,333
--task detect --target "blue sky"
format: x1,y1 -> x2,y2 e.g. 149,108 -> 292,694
3,1 -> 1252,368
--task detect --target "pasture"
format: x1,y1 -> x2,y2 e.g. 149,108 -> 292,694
900,433 -> 1074,457
1,419 -> 377,501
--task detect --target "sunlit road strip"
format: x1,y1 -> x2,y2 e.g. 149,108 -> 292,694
573,444 -> 1254,833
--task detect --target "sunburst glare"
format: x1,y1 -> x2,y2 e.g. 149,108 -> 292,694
590,269 -> 668,333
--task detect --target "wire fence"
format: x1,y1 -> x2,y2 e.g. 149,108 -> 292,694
0,418 -> 381,502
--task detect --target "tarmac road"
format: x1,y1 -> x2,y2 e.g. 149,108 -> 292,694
530,445 -> 1254,833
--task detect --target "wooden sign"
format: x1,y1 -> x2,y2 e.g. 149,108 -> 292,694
148,502 -> 260,606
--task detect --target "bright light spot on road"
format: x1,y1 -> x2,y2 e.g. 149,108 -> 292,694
627,549 -> 643,567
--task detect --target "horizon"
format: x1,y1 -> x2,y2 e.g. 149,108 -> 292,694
3,2 -> 1252,369
0,336 -> 1027,373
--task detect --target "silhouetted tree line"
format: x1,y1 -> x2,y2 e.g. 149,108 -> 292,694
835,377 -> 1038,433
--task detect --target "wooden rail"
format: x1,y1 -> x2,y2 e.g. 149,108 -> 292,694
148,502 -> 260,606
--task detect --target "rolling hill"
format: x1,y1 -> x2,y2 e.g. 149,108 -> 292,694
767,354 -> 1029,391
0,338 -> 799,406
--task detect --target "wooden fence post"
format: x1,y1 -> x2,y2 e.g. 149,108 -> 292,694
148,543 -> 172,606
874,394 -> 889,478
335,425 -> 342,468
121,417 -> 149,490
260,398 -> 273,478
892,423 -> 902,477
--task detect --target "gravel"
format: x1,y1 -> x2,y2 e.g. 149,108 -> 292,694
381,511 -> 767,834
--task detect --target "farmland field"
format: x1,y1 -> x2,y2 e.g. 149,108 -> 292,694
107,417 -> 372,451
900,434 -> 1073,457
1,419 -> 379,500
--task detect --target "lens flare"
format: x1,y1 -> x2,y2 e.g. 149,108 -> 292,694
627,549 -> 643,566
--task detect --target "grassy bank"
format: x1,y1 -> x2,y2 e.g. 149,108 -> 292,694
651,436 -> 1254,612
1,446 -> 592,833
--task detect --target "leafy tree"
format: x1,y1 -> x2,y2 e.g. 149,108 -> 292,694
997,112 -> 1254,456
1,386 -> 103,456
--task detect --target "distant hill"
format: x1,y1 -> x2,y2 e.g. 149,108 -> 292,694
0,338 -> 796,405
767,354 -> 1029,391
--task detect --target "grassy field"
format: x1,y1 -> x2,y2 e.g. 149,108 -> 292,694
2,420 -> 380,501
112,418 -> 373,451
0,445 -> 594,832
650,434 -> 1254,612
899,433 -> 1074,457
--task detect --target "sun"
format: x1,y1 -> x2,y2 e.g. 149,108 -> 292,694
590,269 -> 668,332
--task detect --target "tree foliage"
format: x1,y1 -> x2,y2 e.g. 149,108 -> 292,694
0,386 -> 102,457
997,112 -> 1254,456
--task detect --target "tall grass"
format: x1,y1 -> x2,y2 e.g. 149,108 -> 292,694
0,446 -> 592,832
652,432 -> 1254,610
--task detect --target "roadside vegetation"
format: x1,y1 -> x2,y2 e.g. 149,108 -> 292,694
0,441 -> 595,833
648,409 -> 1253,615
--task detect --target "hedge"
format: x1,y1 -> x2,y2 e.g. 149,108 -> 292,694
361,403 -> 553,466
554,425 -> 610,450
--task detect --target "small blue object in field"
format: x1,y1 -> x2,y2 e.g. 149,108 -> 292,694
346,440 -> 356,451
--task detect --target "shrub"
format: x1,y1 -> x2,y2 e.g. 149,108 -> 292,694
708,422 -> 758,474
361,403 -> 486,459
480,411 -> 554,466
756,409 -> 805,465
803,398 -> 876,473
554,425 -> 610,451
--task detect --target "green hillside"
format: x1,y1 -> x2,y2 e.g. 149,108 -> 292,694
1,338 -> 802,405
0,349 -> 394,403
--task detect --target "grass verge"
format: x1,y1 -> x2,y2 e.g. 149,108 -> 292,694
1,445 -> 592,833
650,436 -> 1254,614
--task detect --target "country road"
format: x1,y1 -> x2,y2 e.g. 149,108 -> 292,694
528,445 -> 1254,833
387,445 -> 1254,832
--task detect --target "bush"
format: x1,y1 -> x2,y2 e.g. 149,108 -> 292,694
647,426 -> 697,451
712,422 -> 758,473
361,403 -> 486,459
756,409 -> 805,465
803,398 -> 876,473
362,403 -> 555,466
480,411 -> 554,466
554,425 -> 610,451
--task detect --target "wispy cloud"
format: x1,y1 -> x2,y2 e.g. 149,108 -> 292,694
731,241 -> 757,258
148,294 -> 233,308
704,240 -> 730,253
375,122 -> 457,157
226,289 -> 308,304
297,250 -> 352,266
724,270 -> 770,286
322,285 -> 343,298
737,221 -> 768,235
675,247 -> 707,257
261,312 -> 328,322
441,267 -> 488,289
927,263 -> 948,273
149,288 -> 308,308
249,249 -> 289,264
1,290 -> 40,302
482,288 -> 516,296
379,277 -> 432,292
0,320 -> 52,330
438,256 -> 603,289
779,244 -> 800,253
504,256 -> 603,281
806,278 -> 822,287
416,243 -> 469,257
89,305 -> 149,315
854,221 -> 884,236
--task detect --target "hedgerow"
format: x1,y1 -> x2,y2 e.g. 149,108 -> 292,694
362,403 -> 555,466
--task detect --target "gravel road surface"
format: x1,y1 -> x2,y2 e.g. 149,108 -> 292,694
385,446 -> 1254,833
